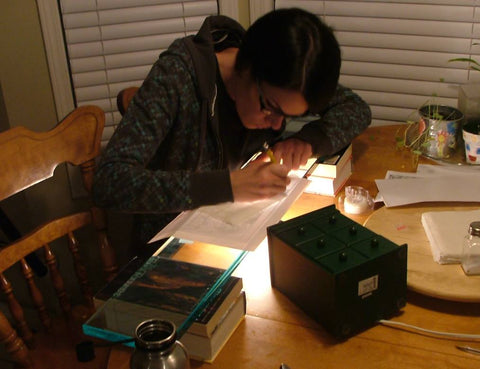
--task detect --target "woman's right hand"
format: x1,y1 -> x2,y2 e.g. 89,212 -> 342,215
229,160 -> 291,202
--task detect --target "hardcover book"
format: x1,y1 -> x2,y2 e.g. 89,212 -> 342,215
181,291 -> 246,362
300,144 -> 352,179
105,291 -> 247,363
93,255 -> 149,309
303,157 -> 352,196
292,144 -> 352,196
94,256 -> 243,337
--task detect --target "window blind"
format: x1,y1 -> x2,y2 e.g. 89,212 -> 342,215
58,0 -> 219,143
275,0 -> 480,125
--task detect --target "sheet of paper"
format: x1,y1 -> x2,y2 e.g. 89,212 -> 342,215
374,170 -> 430,202
383,166 -> 480,180
375,176 -> 480,207
376,165 -> 480,206
416,163 -> 480,176
149,177 -> 310,251
199,196 -> 279,226
384,170 -> 427,180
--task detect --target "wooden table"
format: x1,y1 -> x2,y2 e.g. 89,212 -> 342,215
106,125 -> 480,369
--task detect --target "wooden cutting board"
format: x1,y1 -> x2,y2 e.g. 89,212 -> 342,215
364,204 -> 480,302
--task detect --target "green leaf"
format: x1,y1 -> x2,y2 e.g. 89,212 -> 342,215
449,57 -> 480,69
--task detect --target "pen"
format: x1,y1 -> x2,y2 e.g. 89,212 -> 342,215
266,148 -> 276,163
262,142 -> 277,164
241,143 -> 276,169
240,151 -> 261,169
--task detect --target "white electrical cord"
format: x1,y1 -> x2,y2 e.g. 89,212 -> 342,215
378,319 -> 480,340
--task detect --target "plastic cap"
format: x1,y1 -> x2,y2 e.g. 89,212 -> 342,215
468,221 -> 480,237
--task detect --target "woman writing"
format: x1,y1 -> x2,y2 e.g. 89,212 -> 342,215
93,8 -> 371,253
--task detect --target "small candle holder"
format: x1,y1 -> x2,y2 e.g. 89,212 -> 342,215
337,186 -> 374,215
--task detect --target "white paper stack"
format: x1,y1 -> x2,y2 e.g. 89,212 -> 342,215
421,209 -> 480,264
149,177 -> 310,251
375,164 -> 480,207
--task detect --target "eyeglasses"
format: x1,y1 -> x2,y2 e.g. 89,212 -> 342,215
255,79 -> 309,119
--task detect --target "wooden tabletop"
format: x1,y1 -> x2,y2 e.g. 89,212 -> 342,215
106,125 -> 480,369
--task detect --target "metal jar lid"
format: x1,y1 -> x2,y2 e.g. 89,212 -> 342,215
468,221 -> 480,237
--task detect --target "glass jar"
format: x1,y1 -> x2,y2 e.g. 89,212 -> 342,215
461,221 -> 480,275
130,319 -> 190,369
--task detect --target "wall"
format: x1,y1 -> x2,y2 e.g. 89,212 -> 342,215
1,1 -> 56,131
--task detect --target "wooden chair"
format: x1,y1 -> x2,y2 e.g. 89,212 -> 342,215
116,87 -> 139,116
0,105 -> 118,368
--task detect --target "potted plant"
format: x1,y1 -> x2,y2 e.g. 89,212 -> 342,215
397,101 -> 464,161
396,51 -> 480,164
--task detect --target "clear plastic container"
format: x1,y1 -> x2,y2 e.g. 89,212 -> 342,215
461,221 -> 480,276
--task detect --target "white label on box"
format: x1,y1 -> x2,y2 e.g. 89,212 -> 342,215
358,275 -> 378,297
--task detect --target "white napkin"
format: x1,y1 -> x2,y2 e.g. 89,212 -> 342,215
421,209 -> 480,264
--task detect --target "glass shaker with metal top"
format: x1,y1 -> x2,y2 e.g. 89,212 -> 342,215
461,221 -> 480,276
130,319 -> 190,369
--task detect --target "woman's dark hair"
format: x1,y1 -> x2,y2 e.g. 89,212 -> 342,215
235,8 -> 341,114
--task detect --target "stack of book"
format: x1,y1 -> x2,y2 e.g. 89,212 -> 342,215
91,256 -> 245,362
295,144 -> 352,196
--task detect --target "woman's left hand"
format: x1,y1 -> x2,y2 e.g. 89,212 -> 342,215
271,138 -> 312,170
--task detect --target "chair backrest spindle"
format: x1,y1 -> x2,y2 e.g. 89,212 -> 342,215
0,272 -> 34,346
20,258 -> 51,331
